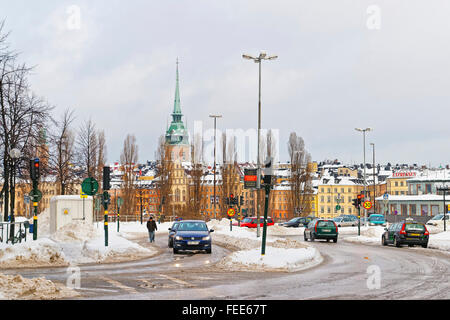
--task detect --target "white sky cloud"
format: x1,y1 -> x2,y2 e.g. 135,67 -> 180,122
2,0 -> 450,166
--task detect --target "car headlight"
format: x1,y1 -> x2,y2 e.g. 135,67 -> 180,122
202,236 -> 211,241
175,236 -> 183,240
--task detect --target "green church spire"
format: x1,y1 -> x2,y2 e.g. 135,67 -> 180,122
166,59 -> 189,146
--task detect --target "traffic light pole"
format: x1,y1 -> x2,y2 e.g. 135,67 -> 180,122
33,202 -> 38,240
358,205 -> 361,236
261,184 -> 271,255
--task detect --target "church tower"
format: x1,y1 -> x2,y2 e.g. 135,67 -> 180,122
165,59 -> 190,162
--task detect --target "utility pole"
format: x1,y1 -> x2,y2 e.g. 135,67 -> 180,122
370,143 -> 376,213
355,128 -> 372,226
209,115 -> 222,220
243,51 -> 278,237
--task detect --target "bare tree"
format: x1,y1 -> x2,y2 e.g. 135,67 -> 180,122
288,132 -> 313,218
48,108 -> 77,195
0,22 -> 52,221
77,119 -> 98,178
96,130 -> 107,189
185,133 -> 205,219
120,134 -> 138,216
154,135 -> 173,220
220,133 -> 239,219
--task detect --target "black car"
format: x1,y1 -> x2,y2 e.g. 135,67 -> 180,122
172,220 -> 214,254
280,216 -> 315,228
382,220 -> 429,248
168,222 -> 180,248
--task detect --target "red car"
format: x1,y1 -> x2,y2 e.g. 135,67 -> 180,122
234,217 -> 275,228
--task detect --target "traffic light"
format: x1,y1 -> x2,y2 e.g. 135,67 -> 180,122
357,194 -> 364,206
30,158 -> 40,181
352,199 -> 358,208
103,166 -> 111,191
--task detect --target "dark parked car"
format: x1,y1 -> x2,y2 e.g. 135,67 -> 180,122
279,216 -> 314,228
382,220 -> 429,248
304,219 -> 338,243
168,222 -> 180,248
172,220 -> 214,254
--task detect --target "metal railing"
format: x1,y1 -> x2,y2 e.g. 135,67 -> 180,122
0,221 -> 29,245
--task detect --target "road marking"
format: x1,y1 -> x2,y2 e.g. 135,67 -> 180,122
159,274 -> 195,288
100,277 -> 138,294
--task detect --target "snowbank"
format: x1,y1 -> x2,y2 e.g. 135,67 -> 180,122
428,231 -> 450,251
0,211 -> 158,269
343,226 -> 386,245
208,219 -> 323,272
0,273 -> 79,300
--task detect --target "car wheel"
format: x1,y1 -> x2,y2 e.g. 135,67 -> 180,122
310,233 -> 315,242
173,248 -> 179,254
333,237 -> 338,243
422,243 -> 428,248
382,236 -> 387,246
206,248 -> 212,254
304,232 -> 308,241
394,237 -> 401,248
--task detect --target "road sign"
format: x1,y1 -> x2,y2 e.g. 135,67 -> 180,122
81,177 -> 99,196
227,208 -> 236,217
80,190 -> 88,199
336,205 -> 341,211
363,201 -> 373,210
29,189 -> 42,202
383,193 -> 389,200
244,169 -> 258,189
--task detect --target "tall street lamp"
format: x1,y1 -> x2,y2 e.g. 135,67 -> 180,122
209,115 -> 222,220
370,142 -> 376,213
243,51 -> 278,237
355,127 -> 372,226
436,184 -> 449,232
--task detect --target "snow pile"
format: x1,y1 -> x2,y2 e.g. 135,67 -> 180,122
343,226 -> 386,245
428,231 -> 450,251
0,218 -> 158,268
0,238 -> 66,269
0,273 -> 79,300
208,219 -> 322,272
219,246 -> 321,272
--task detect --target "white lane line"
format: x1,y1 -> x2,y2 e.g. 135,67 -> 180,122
100,277 -> 139,294
158,274 -> 195,288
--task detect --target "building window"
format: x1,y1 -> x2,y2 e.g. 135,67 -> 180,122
426,184 -> 432,194
421,205 -> 428,216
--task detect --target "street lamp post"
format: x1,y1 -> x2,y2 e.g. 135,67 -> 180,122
355,128 -> 372,226
370,143 -> 376,213
209,115 -> 222,220
243,51 -> 278,237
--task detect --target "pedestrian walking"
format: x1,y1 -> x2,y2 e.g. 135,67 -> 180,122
147,216 -> 157,243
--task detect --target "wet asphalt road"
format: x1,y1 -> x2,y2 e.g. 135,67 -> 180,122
4,231 -> 450,300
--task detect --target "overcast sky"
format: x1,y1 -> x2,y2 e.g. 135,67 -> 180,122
2,0 -> 450,167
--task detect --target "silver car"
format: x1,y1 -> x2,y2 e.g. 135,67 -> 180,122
333,216 -> 357,227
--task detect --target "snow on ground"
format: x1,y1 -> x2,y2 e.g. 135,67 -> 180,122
342,225 -> 450,252
0,273 -> 79,300
428,231 -> 450,251
0,209 -> 158,269
207,219 -> 322,272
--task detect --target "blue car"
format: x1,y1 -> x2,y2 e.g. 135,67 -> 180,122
368,214 -> 386,226
172,220 -> 214,254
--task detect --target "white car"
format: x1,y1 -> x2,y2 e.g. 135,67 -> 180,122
332,217 -> 357,227
426,214 -> 449,226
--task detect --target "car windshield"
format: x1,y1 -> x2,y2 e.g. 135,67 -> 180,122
177,222 -> 208,231
287,218 -> 301,223
242,218 -> 254,223
405,223 -> 425,232
333,217 -> 343,222
431,214 -> 444,220
369,215 -> 384,221
318,221 -> 335,228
